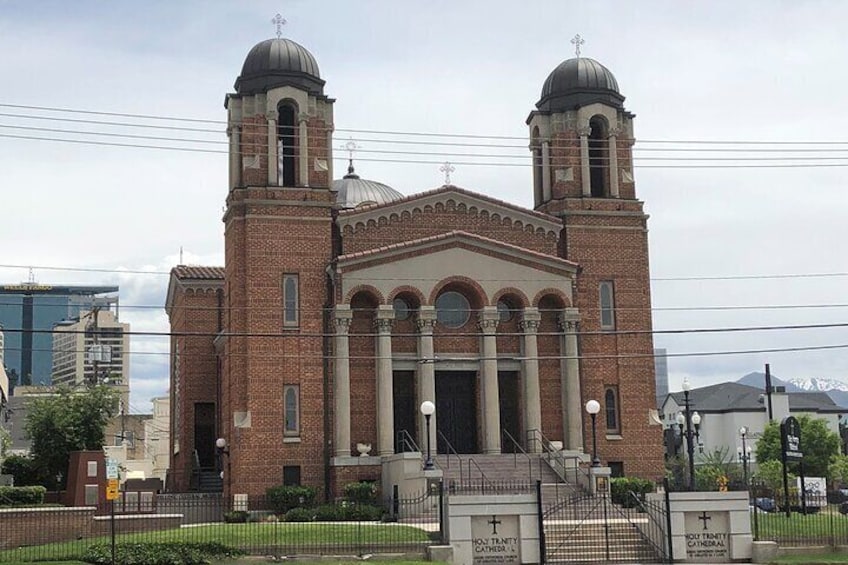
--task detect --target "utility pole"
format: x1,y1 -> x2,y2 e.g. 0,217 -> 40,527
764,363 -> 774,422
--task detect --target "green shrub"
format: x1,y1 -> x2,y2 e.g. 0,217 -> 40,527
265,485 -> 317,514
311,502 -> 383,521
610,477 -> 654,508
0,485 -> 47,506
284,507 -> 314,522
344,481 -> 379,504
0,454 -> 50,487
82,541 -> 244,565
313,503 -> 341,521
223,510 -> 248,523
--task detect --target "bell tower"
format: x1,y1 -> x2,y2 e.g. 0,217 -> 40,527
220,31 -> 335,497
527,43 -> 664,478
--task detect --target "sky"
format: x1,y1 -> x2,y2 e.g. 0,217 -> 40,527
1,0 -> 847,413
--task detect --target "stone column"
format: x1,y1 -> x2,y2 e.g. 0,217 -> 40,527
560,308 -> 583,450
228,126 -> 241,190
608,128 -> 620,198
333,305 -> 353,458
520,308 -> 542,453
479,306 -> 501,454
416,306 -> 438,453
299,115 -> 310,187
541,141 -> 552,201
375,306 -> 395,456
326,127 -> 334,186
579,126 -> 592,197
267,116 -> 277,186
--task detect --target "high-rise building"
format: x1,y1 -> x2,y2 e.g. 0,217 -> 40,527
0,283 -> 118,388
51,307 -> 129,388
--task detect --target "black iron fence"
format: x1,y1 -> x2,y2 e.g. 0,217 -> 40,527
750,481 -> 848,547
0,486 -> 443,562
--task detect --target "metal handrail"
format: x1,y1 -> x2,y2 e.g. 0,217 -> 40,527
465,457 -> 494,490
527,428 -> 590,488
502,428 -> 535,480
396,429 -> 421,453
436,429 -> 464,482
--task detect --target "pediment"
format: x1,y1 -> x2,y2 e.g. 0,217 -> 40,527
336,185 -> 562,238
336,230 -> 576,306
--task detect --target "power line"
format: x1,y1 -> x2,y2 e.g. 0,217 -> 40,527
2,262 -> 848,284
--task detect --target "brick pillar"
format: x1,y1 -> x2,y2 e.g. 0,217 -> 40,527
579,125 -> 591,197
298,115 -> 309,187
608,128 -> 620,198
541,141 -> 552,202
333,306 -> 353,457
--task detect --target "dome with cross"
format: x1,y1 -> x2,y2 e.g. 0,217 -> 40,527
235,37 -> 325,96
536,57 -> 624,112
332,162 -> 403,209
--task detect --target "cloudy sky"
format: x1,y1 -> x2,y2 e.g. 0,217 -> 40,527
1,0 -> 847,412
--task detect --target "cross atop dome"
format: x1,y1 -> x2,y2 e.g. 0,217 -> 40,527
271,13 -> 287,39
571,34 -> 585,58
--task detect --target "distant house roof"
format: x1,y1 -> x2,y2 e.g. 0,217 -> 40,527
663,382 -> 847,414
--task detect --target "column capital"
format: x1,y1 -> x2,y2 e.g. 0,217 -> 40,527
559,307 -> 581,332
477,306 -> 500,333
334,305 -> 353,332
416,306 -> 437,332
577,126 -> 592,137
520,307 -> 541,333
608,126 -> 622,138
375,305 -> 395,330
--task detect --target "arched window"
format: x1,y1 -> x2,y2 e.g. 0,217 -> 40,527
284,385 -> 300,436
588,116 -> 609,197
436,291 -> 470,328
605,386 -> 620,433
277,103 -> 297,186
282,273 -> 299,327
599,280 -> 615,330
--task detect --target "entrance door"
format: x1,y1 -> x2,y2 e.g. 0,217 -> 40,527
499,371 -> 521,452
393,371 -> 417,452
436,371 -> 478,454
194,402 -> 216,468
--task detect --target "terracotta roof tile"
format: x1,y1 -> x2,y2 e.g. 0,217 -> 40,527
171,265 -> 225,280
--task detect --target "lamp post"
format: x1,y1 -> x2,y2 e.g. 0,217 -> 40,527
738,426 -> 751,486
585,399 -> 601,467
420,401 -> 435,470
681,378 -> 697,490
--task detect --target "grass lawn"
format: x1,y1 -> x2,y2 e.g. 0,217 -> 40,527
754,506 -> 848,542
0,522 -> 432,563
771,553 -> 848,564
1,561 -> 437,565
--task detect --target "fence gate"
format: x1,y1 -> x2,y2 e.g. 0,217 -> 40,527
537,483 -> 671,564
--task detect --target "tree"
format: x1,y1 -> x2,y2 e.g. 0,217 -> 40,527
755,415 -> 841,478
24,386 -> 118,489
828,454 -> 848,488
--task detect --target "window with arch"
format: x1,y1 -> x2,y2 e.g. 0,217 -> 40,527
277,102 -> 297,186
393,297 -> 412,321
436,291 -> 470,328
605,386 -> 620,433
284,384 -> 300,436
599,280 -> 615,330
282,273 -> 299,327
497,298 -> 515,323
588,116 -> 609,197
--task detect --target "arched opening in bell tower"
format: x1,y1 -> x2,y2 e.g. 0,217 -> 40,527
277,102 -> 298,187
588,116 -> 609,197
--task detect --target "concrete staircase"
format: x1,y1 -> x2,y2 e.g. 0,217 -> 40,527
545,519 -> 662,564
435,453 -> 581,494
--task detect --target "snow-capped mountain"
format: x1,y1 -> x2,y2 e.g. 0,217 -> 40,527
786,377 -> 848,392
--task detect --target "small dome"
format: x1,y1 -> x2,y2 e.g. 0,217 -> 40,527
235,38 -> 325,96
332,164 -> 403,209
537,57 -> 624,112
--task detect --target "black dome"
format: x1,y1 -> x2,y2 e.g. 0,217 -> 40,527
235,38 -> 325,96
536,57 -> 624,112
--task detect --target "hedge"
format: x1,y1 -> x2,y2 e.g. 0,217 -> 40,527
0,485 -> 47,506
265,485 -> 317,514
610,477 -> 654,508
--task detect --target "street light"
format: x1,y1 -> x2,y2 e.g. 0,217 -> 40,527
420,401 -> 435,470
738,426 -> 752,486
680,378 -> 697,491
585,399 -> 601,467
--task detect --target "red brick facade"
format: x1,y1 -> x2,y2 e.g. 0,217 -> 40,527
165,39 -> 665,500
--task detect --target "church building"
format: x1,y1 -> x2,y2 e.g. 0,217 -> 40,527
166,35 -> 664,497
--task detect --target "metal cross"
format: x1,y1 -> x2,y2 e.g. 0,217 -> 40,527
342,138 -> 359,161
571,34 -> 585,57
440,161 -> 455,185
488,515 -> 502,535
271,13 -> 287,39
698,511 -> 711,530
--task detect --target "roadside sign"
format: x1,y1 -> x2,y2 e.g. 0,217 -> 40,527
105,479 -> 119,501
106,460 -> 119,480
